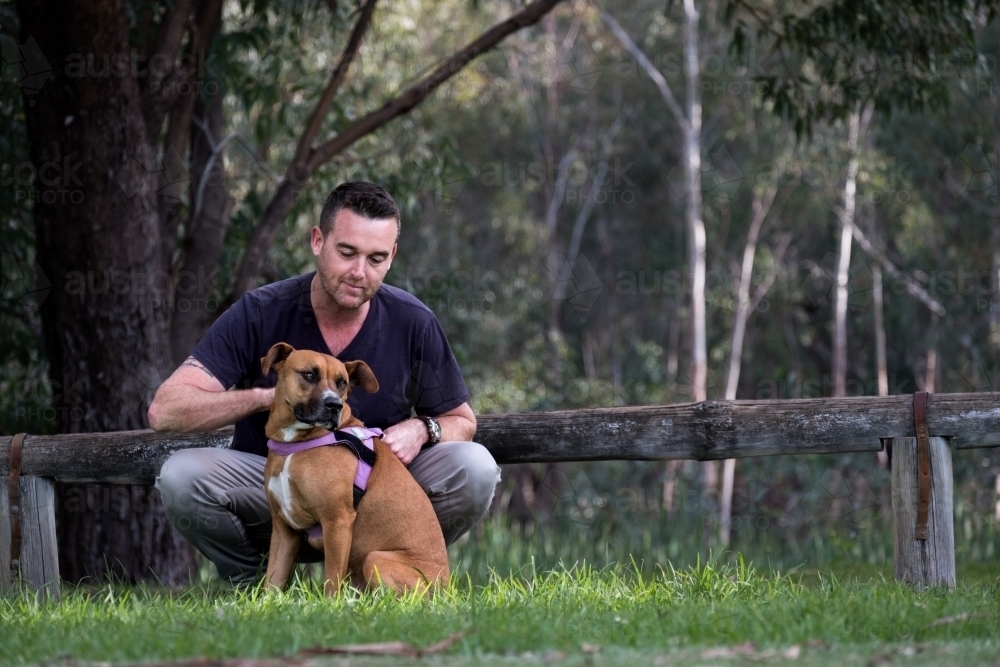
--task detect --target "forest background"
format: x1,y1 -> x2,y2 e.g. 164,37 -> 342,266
2,0 -> 1000,584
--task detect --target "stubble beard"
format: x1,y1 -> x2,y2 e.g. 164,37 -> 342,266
318,267 -> 380,311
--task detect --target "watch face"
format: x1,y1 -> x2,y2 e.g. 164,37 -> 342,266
426,417 -> 441,443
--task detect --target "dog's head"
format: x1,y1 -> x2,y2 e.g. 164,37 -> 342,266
261,342 -> 379,442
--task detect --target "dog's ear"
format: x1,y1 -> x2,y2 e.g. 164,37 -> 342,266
261,342 -> 295,376
344,360 -> 379,394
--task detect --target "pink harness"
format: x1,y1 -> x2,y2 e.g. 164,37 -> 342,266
266,426 -> 382,539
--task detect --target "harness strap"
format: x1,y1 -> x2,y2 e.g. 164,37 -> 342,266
266,427 -> 381,540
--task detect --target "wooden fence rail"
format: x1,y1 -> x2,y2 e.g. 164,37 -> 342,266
3,391 -> 999,596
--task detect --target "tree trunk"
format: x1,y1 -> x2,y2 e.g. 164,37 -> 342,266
678,0 -> 716,514
683,0 -> 705,406
600,5 -> 705,518
832,110 -> 861,398
169,88 -> 234,364
18,0 -> 195,584
873,264 -> 888,396
924,313 -> 939,393
719,185 -> 776,547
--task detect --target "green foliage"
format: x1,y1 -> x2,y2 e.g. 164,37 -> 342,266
454,452 -> 1000,582
725,0 -> 999,134
0,5 -> 52,435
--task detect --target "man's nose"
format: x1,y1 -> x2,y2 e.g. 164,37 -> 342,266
347,258 -> 366,278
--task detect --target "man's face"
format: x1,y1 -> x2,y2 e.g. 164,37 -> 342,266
311,209 -> 398,311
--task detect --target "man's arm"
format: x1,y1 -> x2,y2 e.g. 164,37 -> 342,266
147,357 -> 274,433
380,402 -> 477,465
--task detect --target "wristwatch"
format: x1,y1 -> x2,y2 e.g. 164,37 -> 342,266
417,415 -> 442,446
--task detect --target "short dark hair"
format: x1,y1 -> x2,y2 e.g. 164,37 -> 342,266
319,181 -> 400,237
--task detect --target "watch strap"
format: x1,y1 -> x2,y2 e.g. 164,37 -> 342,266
417,415 -> 441,446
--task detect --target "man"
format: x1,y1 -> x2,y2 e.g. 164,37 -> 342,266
149,181 -> 500,586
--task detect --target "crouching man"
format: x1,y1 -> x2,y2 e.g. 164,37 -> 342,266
148,181 -> 500,585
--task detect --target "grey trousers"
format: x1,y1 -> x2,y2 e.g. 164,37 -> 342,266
155,441 -> 500,585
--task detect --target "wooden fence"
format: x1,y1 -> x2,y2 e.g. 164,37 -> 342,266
3,391 -> 999,596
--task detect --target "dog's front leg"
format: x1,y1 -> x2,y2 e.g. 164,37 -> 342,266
321,515 -> 356,595
265,516 -> 301,591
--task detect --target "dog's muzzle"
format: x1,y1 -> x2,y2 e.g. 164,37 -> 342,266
294,392 -> 343,428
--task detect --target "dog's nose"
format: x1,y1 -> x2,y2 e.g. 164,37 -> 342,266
323,393 -> 342,411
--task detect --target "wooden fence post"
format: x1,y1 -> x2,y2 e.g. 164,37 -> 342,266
1,475 -> 61,598
891,435 -> 955,588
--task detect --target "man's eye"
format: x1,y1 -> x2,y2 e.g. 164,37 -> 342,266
369,257 -> 383,265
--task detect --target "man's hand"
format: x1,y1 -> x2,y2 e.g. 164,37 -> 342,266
380,418 -> 427,465
381,403 -> 477,466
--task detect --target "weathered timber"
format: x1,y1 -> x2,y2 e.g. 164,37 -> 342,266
1,476 -> 60,597
474,393 -> 1000,459
0,430 -> 234,484
1,393 -> 999,480
891,436 -> 955,588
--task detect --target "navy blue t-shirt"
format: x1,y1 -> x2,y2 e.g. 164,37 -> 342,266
190,272 -> 470,456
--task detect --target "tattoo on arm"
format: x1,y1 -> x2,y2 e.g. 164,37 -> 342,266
181,357 -> 217,380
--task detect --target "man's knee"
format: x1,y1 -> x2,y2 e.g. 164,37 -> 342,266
155,449 -> 210,516
446,442 -> 501,509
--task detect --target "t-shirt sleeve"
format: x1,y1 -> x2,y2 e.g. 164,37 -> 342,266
189,293 -> 261,389
401,318 -> 471,417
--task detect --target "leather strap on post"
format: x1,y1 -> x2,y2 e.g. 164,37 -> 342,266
913,392 -> 931,541
7,433 -> 26,574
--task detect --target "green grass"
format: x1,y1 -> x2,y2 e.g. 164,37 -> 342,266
2,558 -> 999,666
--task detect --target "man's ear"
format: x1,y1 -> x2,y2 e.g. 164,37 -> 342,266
261,343 -> 295,376
344,361 -> 379,394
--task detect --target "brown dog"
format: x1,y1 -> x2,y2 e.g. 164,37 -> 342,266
260,342 -> 449,595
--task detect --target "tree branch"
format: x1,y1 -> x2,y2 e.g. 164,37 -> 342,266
141,0 -> 196,134
292,0 -> 380,170
598,7 -> 688,134
159,0 -> 224,275
546,145 -> 580,239
226,0 -> 567,303
567,108 -> 628,265
307,0 -> 566,170
834,206 -> 948,318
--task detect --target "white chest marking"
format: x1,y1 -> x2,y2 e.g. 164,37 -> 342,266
280,421 -> 312,442
267,453 -> 306,530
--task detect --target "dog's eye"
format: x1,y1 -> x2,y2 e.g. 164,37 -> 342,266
300,371 -> 316,383
336,379 -> 348,390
